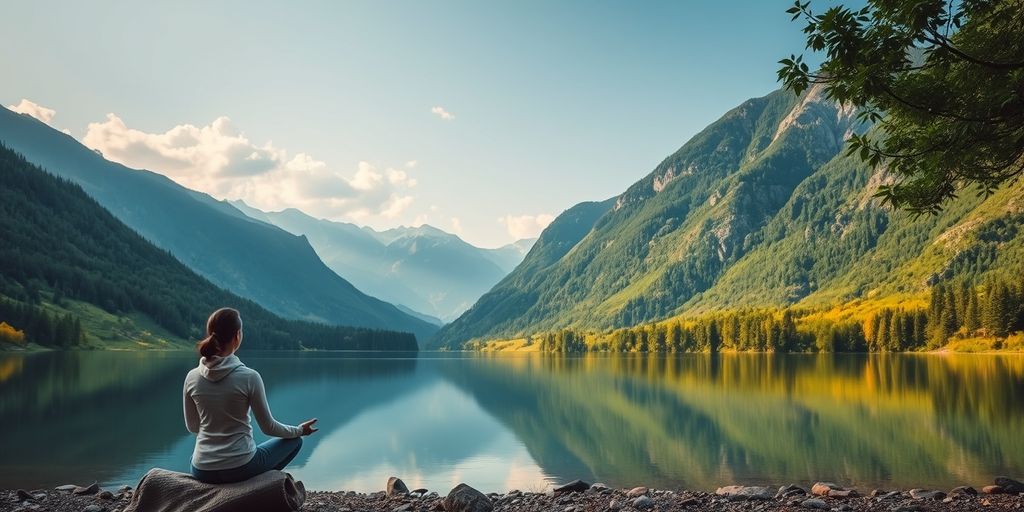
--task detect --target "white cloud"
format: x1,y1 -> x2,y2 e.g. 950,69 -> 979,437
498,213 -> 555,240
450,217 -> 464,235
7,99 -> 57,125
430,106 -> 455,121
81,113 -> 417,222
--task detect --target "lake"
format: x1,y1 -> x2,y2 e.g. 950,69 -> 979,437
0,351 -> 1022,492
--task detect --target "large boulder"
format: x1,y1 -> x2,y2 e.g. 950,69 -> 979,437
995,477 -> 1024,494
443,483 -> 493,512
123,468 -> 305,512
387,477 -> 410,497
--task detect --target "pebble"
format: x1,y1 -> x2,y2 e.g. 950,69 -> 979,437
626,486 -> 648,498
801,498 -> 829,509
73,483 -> 100,496
555,480 -> 591,494
632,495 -> 654,509
98,490 -> 115,500
608,499 -> 621,510
715,485 -> 774,501
949,486 -> 977,496
909,489 -> 945,500
82,506 -> 106,512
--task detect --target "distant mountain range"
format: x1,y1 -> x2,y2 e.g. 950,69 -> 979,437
228,201 -> 534,322
0,107 -> 438,344
0,144 -> 417,350
432,85 -> 1024,348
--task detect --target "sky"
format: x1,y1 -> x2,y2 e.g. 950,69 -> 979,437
2,1 -> 822,248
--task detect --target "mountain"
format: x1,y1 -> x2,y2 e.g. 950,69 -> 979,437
432,85 -> 1024,348
0,107 -> 437,343
481,238 -> 537,273
0,144 -> 417,351
228,201 -> 535,321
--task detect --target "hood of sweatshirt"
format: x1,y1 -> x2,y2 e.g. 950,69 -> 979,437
198,354 -> 245,382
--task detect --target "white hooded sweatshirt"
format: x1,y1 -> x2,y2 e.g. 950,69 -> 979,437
183,354 -> 303,470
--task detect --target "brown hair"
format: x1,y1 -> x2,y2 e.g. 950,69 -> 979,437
197,307 -> 243,358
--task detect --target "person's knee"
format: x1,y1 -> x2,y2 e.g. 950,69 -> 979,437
291,436 -> 303,449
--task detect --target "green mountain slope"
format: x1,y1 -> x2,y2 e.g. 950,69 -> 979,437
433,86 -> 859,347
0,107 -> 436,343
434,85 -> 1024,349
0,144 -> 417,351
229,201 -> 534,321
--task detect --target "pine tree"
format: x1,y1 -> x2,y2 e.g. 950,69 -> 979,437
964,287 -> 981,334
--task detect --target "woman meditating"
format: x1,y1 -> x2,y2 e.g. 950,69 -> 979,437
183,307 -> 317,484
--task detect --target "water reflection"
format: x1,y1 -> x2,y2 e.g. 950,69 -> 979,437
0,351 -> 1021,492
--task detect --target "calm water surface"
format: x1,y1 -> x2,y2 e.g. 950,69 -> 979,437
0,351 -> 1022,492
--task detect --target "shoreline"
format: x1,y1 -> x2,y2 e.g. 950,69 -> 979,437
7,478 -> 1023,512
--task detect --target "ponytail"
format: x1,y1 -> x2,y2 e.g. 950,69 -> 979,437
197,307 -> 242,358
198,333 -> 221,358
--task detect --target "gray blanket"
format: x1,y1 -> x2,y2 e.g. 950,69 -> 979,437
123,468 -> 306,512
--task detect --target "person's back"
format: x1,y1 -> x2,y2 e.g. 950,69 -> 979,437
183,307 -> 317,484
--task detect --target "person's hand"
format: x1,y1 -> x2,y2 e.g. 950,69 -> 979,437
300,418 -> 318,436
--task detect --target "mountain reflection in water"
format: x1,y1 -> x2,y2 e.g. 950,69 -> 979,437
0,351 -> 1021,492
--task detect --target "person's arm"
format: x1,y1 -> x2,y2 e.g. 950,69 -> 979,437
249,371 -> 303,438
183,378 -> 200,434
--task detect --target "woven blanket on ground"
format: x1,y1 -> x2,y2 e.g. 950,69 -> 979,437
123,468 -> 306,512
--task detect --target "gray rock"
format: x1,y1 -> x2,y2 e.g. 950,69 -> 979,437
777,484 -> 806,499
55,485 -> 77,492
443,483 -> 493,512
909,489 -> 946,500
554,480 -> 591,494
626,487 -> 648,498
632,496 -> 654,509
995,476 -> 1024,494
564,506 -> 576,512
608,500 -> 621,511
715,485 -> 774,501
949,486 -> 977,496
801,498 -> 829,509
98,490 -> 115,500
836,505 -> 853,511
117,486 -> 132,493
388,477 -> 410,497
82,506 -> 106,512
15,489 -> 33,502
73,483 -> 100,496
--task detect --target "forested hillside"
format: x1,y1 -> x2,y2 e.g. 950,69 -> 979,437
0,107 -> 437,342
0,145 -> 417,351
435,84 -> 1024,350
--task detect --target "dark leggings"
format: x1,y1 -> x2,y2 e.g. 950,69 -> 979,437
191,437 -> 303,484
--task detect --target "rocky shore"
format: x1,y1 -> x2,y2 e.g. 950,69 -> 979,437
5,476 -> 1023,512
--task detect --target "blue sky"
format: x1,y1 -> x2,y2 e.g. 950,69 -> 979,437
3,1 -> 820,247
